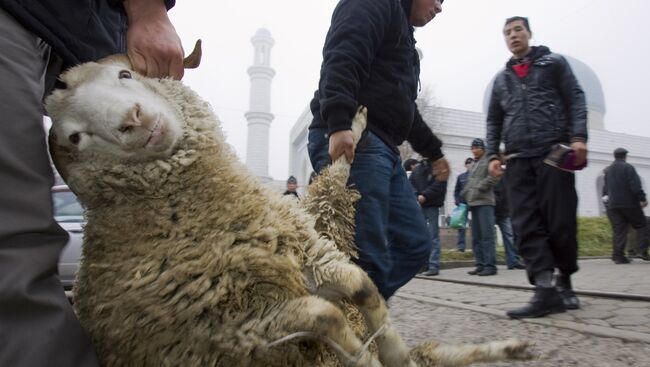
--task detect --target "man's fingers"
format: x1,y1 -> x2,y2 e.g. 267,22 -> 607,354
168,56 -> 185,80
128,52 -> 148,76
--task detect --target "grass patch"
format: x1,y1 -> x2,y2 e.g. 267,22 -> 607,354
440,217 -> 614,262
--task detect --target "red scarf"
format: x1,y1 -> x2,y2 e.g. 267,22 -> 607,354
512,61 -> 531,78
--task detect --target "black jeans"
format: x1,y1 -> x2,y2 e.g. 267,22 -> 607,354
606,207 -> 648,258
505,157 -> 579,284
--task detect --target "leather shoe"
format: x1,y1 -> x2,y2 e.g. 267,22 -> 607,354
613,257 -> 631,264
634,252 -> 650,261
467,268 -> 483,275
422,269 -> 439,276
477,269 -> 497,276
507,287 -> 566,319
507,263 -> 526,270
555,275 -> 580,310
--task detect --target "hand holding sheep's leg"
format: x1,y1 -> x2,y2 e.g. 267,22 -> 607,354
263,296 -> 382,367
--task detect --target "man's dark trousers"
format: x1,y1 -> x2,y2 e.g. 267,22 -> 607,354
505,157 -> 579,284
0,8 -> 98,366
606,207 -> 648,259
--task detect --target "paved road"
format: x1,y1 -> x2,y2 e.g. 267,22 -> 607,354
387,259 -> 650,366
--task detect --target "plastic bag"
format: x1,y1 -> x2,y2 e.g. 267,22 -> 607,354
449,203 -> 468,229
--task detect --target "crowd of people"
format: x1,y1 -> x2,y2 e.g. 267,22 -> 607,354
2,0 -> 647,364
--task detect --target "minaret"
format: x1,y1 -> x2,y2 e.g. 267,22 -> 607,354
245,28 -> 275,182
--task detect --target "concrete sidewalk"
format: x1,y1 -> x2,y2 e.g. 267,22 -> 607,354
398,259 -> 650,343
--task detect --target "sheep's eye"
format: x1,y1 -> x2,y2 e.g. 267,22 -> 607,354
118,125 -> 134,133
118,70 -> 132,79
69,133 -> 81,145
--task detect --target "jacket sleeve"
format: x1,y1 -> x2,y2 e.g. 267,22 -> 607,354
628,166 -> 647,203
407,107 -> 444,161
422,179 -> 447,202
318,0 -> 392,136
476,173 -> 499,193
556,55 -> 588,143
486,75 -> 505,158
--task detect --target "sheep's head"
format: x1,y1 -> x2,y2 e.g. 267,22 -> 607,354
46,41 -> 203,171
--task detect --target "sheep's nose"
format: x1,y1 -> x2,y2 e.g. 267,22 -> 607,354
119,104 -> 142,132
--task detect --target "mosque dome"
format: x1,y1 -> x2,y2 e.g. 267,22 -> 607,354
483,55 -> 606,116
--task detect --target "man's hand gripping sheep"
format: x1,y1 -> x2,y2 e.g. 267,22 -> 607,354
46,42 -> 533,367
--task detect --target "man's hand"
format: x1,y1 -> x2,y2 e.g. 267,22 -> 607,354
329,130 -> 355,164
431,158 -> 450,182
488,160 -> 504,177
571,141 -> 588,166
641,201 -> 648,208
124,0 -> 185,80
418,195 -> 426,205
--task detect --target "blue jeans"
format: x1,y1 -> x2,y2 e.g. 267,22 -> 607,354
422,206 -> 440,272
456,208 -> 468,251
308,128 -> 431,300
470,205 -> 497,271
497,216 -> 521,267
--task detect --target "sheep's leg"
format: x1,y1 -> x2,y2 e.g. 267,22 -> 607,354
410,339 -> 535,367
265,296 -> 382,367
309,259 -> 415,367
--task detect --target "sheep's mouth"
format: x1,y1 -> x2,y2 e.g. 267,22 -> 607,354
144,117 -> 163,148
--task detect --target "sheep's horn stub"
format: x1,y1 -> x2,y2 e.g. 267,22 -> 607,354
183,39 -> 202,69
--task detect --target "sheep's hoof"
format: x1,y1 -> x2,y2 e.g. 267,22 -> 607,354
502,339 -> 536,361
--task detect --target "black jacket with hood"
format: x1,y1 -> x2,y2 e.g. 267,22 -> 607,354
309,0 -> 443,161
0,0 -> 175,69
486,46 -> 588,158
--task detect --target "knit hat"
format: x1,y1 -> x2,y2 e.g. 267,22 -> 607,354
471,138 -> 485,149
614,147 -> 628,158
287,176 -> 297,184
465,157 -> 474,165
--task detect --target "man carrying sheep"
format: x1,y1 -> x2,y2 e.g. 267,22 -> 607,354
308,0 -> 451,300
0,0 -> 183,365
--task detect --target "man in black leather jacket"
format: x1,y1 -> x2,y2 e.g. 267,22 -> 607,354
0,1 -> 183,365
486,16 -> 588,319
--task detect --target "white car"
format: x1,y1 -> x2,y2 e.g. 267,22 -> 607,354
52,185 -> 84,289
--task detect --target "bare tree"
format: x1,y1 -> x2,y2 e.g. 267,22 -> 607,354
398,85 -> 440,161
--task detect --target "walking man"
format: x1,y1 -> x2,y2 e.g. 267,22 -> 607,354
308,0 -> 450,300
410,159 -> 448,276
453,157 -> 473,251
603,148 -> 649,263
462,138 -> 499,276
487,16 -> 587,318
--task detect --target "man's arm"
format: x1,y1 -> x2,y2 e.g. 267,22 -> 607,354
486,78 -> 507,176
556,55 -> 588,164
123,0 -> 185,79
628,166 -> 647,203
320,0 -> 392,163
407,108 -> 449,181
453,175 -> 462,205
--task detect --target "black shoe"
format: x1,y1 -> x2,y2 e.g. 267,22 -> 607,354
422,269 -> 439,276
634,252 -> 650,261
555,275 -> 580,310
508,263 -> 526,270
506,287 -> 566,319
613,257 -> 631,264
467,268 -> 483,275
477,269 -> 497,276
456,249 -> 465,252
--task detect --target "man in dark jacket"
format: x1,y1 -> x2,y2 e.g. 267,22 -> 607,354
410,159 -> 448,276
603,148 -> 649,263
0,1 -> 182,365
453,157 -> 473,251
486,17 -> 588,318
308,0 -> 450,300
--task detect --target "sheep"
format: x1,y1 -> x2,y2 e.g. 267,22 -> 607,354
45,42 -> 533,367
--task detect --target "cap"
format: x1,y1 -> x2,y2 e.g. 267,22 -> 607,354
287,176 -> 297,184
614,147 -> 628,158
465,157 -> 474,165
471,138 -> 485,149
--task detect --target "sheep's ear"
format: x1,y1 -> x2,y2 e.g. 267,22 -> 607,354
183,39 -> 202,69
48,129 -> 73,184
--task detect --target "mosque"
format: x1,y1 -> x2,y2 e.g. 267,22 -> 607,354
244,29 -> 650,217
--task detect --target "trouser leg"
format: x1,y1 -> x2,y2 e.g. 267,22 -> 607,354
0,8 -> 98,366
423,206 -> 440,271
506,158 -> 556,284
607,209 -> 628,259
470,206 -> 485,270
536,160 -> 579,276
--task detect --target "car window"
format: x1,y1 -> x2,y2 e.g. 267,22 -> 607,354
53,190 -> 84,223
